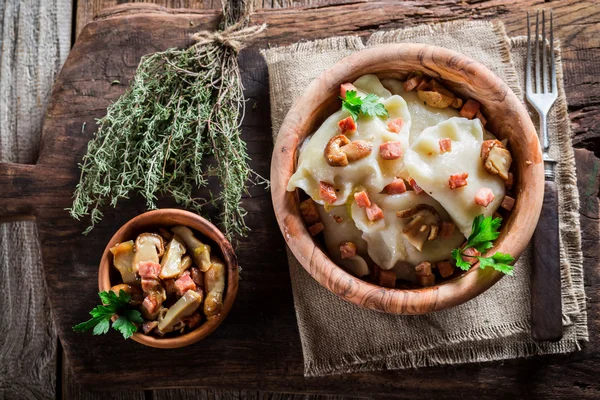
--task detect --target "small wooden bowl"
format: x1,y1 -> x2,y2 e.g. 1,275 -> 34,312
98,209 -> 238,348
271,44 -> 544,314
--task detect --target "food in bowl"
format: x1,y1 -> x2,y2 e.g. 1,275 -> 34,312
74,225 -> 225,339
288,73 -> 516,288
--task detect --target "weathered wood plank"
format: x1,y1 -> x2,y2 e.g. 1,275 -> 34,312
152,389 -> 367,399
62,354 -> 148,400
0,1 -> 71,399
75,0 -> 220,38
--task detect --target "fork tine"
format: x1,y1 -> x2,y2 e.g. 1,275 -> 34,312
535,10 -> 541,94
526,12 -> 532,94
550,10 -> 557,94
542,10 -> 548,93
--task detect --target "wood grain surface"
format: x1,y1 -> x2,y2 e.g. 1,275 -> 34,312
0,0 -> 598,399
271,43 -> 544,314
0,0 -> 71,399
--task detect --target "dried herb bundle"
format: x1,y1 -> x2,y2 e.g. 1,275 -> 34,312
69,1 -> 267,239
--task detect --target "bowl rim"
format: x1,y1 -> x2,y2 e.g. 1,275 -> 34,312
98,208 -> 239,348
270,43 -> 544,314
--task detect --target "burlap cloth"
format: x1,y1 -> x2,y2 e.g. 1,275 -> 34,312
261,21 -> 588,377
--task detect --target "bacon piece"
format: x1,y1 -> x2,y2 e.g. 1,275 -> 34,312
365,202 -> 384,221
475,110 -> 487,127
436,260 -> 455,278
174,272 -> 197,297
403,74 -> 423,92
141,278 -> 161,293
354,190 -> 371,208
415,261 -> 435,287
308,222 -> 324,236
501,195 -> 516,211
382,178 -> 407,194
440,221 -> 456,238
340,242 -> 357,259
448,172 -> 469,190
459,99 -> 481,119
379,141 -> 403,160
378,268 -> 397,288
462,247 -> 481,265
386,118 -> 404,133
439,138 -> 452,153
340,83 -> 357,99
182,313 -> 202,329
319,181 -> 337,204
333,215 -> 343,223
338,116 -> 356,134
142,320 -> 158,335
408,178 -> 424,194
142,295 -> 159,315
163,278 -> 176,296
475,188 -> 495,207
138,261 -> 161,279
300,198 -> 320,225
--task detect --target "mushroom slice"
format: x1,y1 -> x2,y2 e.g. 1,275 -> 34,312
204,256 -> 226,319
110,284 -> 143,306
396,204 -> 441,252
159,236 -> 188,280
416,79 -> 456,109
480,139 -> 513,181
340,140 -> 372,162
324,134 -> 350,166
171,226 -> 212,272
134,233 -> 165,269
109,240 -> 138,286
157,290 -> 203,333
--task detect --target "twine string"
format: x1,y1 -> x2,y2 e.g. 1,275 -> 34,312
191,21 -> 267,52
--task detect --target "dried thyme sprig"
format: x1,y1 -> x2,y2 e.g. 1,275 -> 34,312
68,1 -> 267,240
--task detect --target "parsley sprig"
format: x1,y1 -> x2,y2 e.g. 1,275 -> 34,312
73,290 -> 143,339
341,90 -> 389,121
451,215 -> 515,275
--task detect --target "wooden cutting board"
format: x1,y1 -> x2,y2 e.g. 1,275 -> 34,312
0,2 -> 598,396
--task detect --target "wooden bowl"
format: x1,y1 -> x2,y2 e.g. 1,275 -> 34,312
271,44 -> 544,314
98,209 -> 238,348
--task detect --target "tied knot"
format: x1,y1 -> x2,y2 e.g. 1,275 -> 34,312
191,22 -> 267,52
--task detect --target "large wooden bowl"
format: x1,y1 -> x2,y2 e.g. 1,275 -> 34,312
98,209 -> 239,348
271,44 -> 544,314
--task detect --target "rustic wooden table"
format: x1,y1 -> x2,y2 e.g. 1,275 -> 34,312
1,1 -> 599,399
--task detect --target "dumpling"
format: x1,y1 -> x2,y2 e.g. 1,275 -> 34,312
287,78 -> 412,206
350,192 -> 464,280
381,78 -> 460,143
403,117 -> 505,237
353,74 -> 392,98
317,205 -> 370,277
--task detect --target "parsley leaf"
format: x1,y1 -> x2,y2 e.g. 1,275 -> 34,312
341,90 -> 362,121
112,316 -> 138,339
452,248 -> 472,271
340,90 -> 389,121
73,290 -> 141,339
450,215 -> 515,275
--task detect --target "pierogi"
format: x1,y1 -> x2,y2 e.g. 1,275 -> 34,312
289,74 -> 514,286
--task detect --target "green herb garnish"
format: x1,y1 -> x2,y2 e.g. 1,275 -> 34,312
73,290 -> 143,339
341,90 -> 389,121
451,215 -> 515,275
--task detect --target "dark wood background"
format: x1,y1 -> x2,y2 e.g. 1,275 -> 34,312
0,1 -> 598,399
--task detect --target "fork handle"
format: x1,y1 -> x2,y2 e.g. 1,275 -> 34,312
531,180 -> 563,341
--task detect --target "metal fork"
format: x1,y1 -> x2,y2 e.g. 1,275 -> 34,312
526,10 -> 563,342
